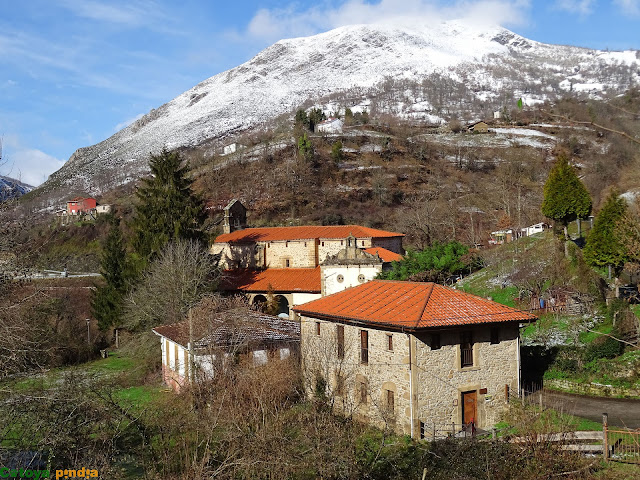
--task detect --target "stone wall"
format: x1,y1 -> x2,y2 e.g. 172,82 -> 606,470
413,325 -> 519,430
211,243 -> 257,269
212,236 -> 402,269
264,239 -> 317,267
300,316 -> 412,435
300,317 -> 519,437
371,237 -> 404,254
544,379 -> 640,398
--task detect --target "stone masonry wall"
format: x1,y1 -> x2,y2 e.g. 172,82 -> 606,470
371,237 -> 404,254
212,236 -> 401,270
414,324 -> 519,431
264,240 -> 317,268
300,316 -> 412,435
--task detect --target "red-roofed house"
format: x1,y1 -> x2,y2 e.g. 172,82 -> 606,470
294,280 -> 535,438
211,201 -> 404,317
66,197 -> 97,215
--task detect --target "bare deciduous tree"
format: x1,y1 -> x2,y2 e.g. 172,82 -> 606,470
125,239 -> 219,330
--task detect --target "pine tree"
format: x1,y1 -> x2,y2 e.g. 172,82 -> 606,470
298,133 -> 314,161
91,215 -> 128,331
584,191 -> 628,277
131,149 -> 205,261
541,155 -> 592,256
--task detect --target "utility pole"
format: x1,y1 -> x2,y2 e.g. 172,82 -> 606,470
86,318 -> 91,345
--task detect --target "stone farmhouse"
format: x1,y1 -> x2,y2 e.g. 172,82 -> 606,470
212,200 -> 404,316
294,280 -> 535,438
153,308 -> 300,392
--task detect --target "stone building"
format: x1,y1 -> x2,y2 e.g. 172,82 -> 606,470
294,280 -> 535,438
212,223 -> 403,270
212,201 -> 404,317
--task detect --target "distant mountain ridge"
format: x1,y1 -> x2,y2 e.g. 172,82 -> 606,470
0,176 -> 33,202
42,20 -> 639,197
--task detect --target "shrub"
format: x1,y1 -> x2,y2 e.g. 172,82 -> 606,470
583,335 -> 622,363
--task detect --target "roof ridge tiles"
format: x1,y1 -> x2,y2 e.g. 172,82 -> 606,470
415,282 -> 435,328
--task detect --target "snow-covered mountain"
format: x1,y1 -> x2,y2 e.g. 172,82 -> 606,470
45,20 -> 639,194
0,176 -> 33,202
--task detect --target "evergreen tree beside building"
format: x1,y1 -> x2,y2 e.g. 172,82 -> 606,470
131,149 -> 205,263
541,155 -> 592,256
584,191 -> 629,280
91,215 -> 129,331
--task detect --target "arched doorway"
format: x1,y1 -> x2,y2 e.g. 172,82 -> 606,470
274,295 -> 289,316
252,294 -> 267,312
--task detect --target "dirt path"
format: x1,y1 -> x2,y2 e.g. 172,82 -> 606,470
539,390 -> 640,429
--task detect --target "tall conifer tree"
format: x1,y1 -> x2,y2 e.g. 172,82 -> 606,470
584,191 -> 628,277
541,155 -> 592,256
92,215 -> 128,331
131,149 -> 205,261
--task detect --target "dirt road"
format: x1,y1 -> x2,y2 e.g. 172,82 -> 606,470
539,390 -> 640,429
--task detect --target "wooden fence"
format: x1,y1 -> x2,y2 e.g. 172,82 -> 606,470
604,414 -> 640,464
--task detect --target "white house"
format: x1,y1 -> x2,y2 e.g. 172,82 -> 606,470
520,222 -> 549,237
153,309 -> 300,392
222,143 -> 245,155
316,118 -> 343,134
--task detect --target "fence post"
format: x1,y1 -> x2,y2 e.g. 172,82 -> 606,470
505,384 -> 509,403
452,422 -> 455,436
492,428 -> 497,441
602,413 -> 609,461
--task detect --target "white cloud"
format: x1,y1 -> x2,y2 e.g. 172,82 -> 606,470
1,136 -> 65,186
114,113 -> 145,132
614,0 -> 640,15
554,0 -> 596,15
243,0 -> 532,43
58,0 -> 168,28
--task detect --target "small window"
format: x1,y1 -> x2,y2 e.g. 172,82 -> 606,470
337,274 -> 344,283
420,421 -> 426,439
358,274 -> 365,283
285,241 -> 288,248
461,332 -> 473,368
386,389 -> 394,413
431,333 -> 441,350
359,381 -> 367,404
360,330 -> 369,365
340,240 -> 343,246
337,325 -> 345,359
304,242 -> 307,247
284,259 -> 290,267
490,327 -> 499,345
316,322 -> 321,336
387,334 -> 393,351
322,241 -> 325,246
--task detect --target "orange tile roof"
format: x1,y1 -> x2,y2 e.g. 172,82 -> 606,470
215,225 -> 404,243
364,247 -> 403,263
220,267 -> 321,293
294,280 -> 535,330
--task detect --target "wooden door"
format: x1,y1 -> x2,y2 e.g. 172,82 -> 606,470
462,391 -> 477,426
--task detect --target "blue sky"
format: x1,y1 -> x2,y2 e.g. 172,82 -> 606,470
1,0 -> 639,186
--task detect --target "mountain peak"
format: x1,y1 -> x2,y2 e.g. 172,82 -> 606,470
42,23 -> 639,199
